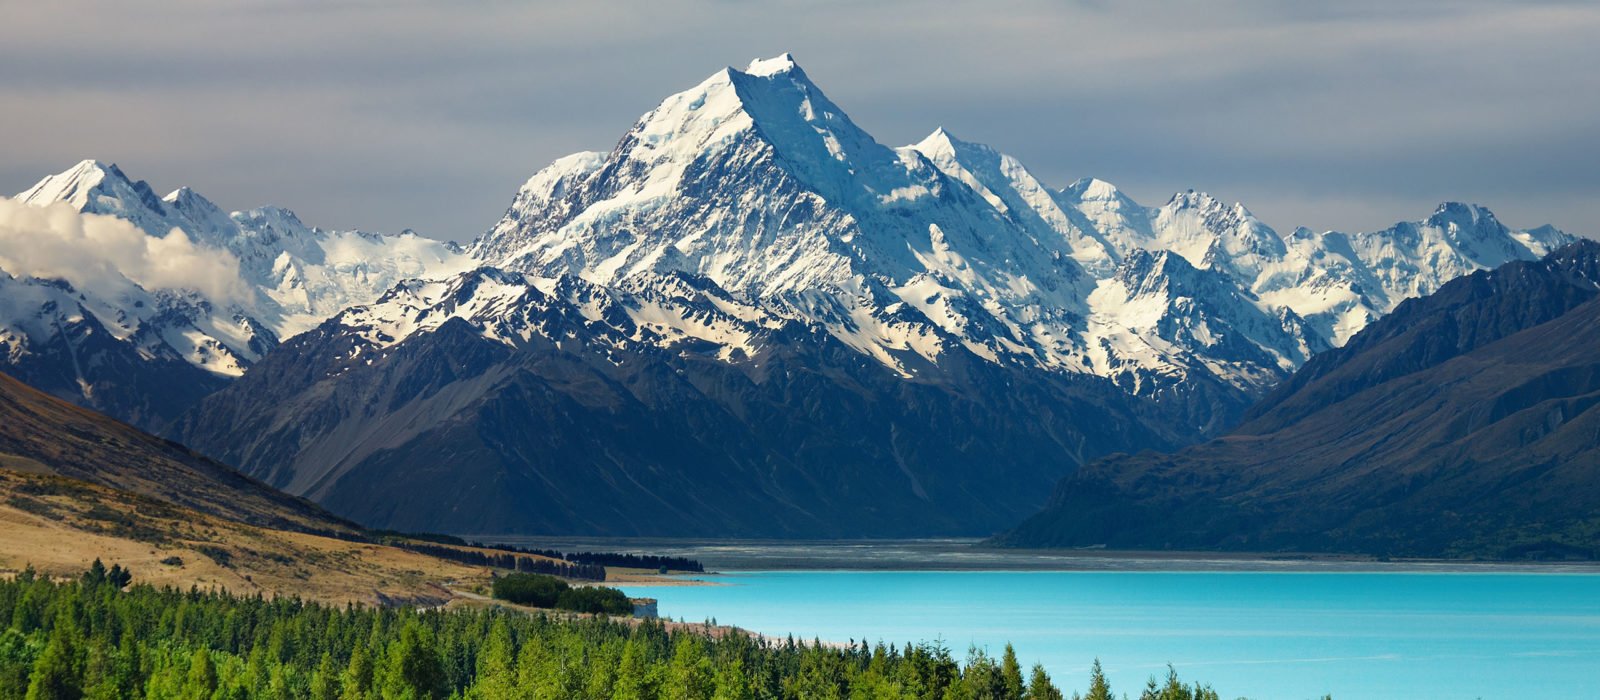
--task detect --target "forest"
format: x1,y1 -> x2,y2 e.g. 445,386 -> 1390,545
0,564 -> 1228,699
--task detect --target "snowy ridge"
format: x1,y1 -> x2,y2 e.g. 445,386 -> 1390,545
7,160 -> 473,378
1,54 -> 1578,422
471,54 -> 1568,396
333,266 -> 781,367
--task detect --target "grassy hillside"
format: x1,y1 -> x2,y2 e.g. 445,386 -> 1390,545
0,371 -> 353,537
0,369 -> 607,605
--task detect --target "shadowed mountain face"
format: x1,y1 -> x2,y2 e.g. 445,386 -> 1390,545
172,271 -> 1189,537
0,370 -> 356,537
998,241 -> 1600,558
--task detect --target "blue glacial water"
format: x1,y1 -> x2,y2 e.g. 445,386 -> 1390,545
617,570 -> 1600,699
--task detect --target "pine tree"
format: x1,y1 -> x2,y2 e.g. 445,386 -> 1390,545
24,630 -> 80,700
1000,644 -> 1025,700
182,648 -> 219,700
310,651 -> 340,700
107,565 -> 132,590
1025,663 -> 1064,700
340,644 -> 373,700
1084,659 -> 1112,700
382,622 -> 447,700
82,560 -> 108,588
470,619 -> 515,699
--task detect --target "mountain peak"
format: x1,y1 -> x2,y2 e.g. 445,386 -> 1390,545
912,126 -> 981,157
1166,189 -> 1225,211
16,159 -> 174,229
16,159 -> 126,208
744,52 -> 801,77
1066,177 -> 1125,202
1427,201 -> 1497,228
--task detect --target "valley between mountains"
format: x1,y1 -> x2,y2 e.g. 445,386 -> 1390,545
0,54 -> 1591,554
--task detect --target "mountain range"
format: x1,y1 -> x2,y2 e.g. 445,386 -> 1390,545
0,54 -> 1581,537
999,241 -> 1600,558
2,160 -> 469,431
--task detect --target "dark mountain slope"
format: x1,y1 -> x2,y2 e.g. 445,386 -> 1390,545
998,241 -> 1600,558
171,272 -> 1190,538
0,370 -> 356,537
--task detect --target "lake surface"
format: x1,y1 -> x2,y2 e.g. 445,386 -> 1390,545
616,570 -> 1600,699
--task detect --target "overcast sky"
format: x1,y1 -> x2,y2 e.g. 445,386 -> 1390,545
3,0 -> 1596,241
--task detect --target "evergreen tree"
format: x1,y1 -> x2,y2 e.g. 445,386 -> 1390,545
339,644 -> 373,700
182,648 -> 219,700
1084,659 -> 1112,700
82,560 -> 108,589
470,619 -> 515,699
1025,663 -> 1064,700
1000,644 -> 1025,700
25,629 -> 80,700
309,651 -> 340,700
106,566 -> 132,590
381,622 -> 447,700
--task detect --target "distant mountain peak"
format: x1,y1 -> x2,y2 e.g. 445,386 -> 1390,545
1426,201 -> 1497,228
1065,177 -> 1126,202
744,52 -> 802,77
17,159 -> 169,222
912,126 -> 992,159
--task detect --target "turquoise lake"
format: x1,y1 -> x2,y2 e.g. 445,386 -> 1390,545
617,570 -> 1600,699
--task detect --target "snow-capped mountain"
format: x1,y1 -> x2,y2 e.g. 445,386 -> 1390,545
18,160 -> 474,338
468,54 -> 1572,412
467,54 -> 1332,411
2,160 -> 470,428
3,53 -> 1581,538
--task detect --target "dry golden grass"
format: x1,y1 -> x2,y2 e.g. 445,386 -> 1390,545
0,469 -> 501,606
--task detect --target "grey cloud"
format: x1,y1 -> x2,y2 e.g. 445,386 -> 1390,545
1,0 -> 1594,240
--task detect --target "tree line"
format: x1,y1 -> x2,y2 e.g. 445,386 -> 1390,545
372,531 -> 705,575
489,573 -> 634,616
509,549 -> 705,574
387,542 -> 608,581
0,563 -> 1236,699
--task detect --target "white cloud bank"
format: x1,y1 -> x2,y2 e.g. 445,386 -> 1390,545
0,196 -> 249,304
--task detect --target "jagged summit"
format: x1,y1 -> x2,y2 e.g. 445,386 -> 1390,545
463,54 -> 1578,404
744,52 -> 801,77
1427,201 -> 1497,228
2,160 -> 472,428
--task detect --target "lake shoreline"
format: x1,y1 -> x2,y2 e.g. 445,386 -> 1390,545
470,536 -> 1600,575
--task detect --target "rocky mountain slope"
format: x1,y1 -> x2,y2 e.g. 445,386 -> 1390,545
173,267 -> 1188,536
997,241 -> 1600,558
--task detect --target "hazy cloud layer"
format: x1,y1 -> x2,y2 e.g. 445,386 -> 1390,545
0,197 -> 249,303
1,0 -> 1595,240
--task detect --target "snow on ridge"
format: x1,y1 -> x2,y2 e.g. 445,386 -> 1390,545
468,53 -> 1577,396
6,160 -> 473,382
5,55 -> 1580,403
